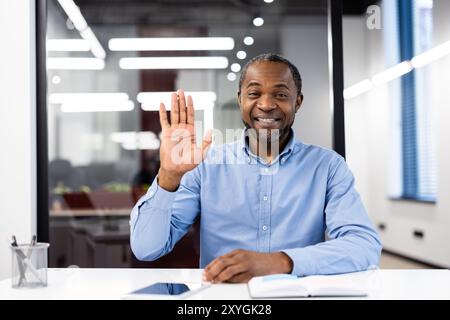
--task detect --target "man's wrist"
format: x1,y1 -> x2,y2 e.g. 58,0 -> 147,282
276,252 -> 293,274
158,168 -> 183,192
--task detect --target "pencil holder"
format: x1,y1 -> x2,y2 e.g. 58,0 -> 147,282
10,243 -> 49,288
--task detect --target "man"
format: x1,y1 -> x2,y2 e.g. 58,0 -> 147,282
130,53 -> 382,283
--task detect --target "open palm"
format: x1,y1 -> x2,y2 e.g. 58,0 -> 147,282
159,90 -> 212,176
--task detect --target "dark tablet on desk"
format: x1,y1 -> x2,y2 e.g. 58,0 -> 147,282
122,282 -> 210,299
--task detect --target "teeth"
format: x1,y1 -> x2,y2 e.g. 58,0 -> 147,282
258,118 -> 276,123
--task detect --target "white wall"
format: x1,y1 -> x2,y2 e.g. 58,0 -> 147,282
0,0 -> 36,280
281,17 -> 332,149
344,0 -> 450,267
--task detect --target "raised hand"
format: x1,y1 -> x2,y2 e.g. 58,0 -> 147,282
158,90 -> 212,191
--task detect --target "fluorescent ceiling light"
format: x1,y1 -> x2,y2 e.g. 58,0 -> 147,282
138,91 -> 216,111
61,100 -> 134,112
47,39 -> 90,51
372,61 -> 413,86
80,27 -> 106,59
110,131 -> 160,150
122,140 -> 160,150
57,0 -> 106,60
110,131 -> 157,143
264,0 -> 274,3
119,57 -> 228,70
343,80 -> 373,100
50,93 -> 129,104
47,58 -> 105,70
411,40 -> 450,68
109,37 -> 235,51
57,0 -> 88,31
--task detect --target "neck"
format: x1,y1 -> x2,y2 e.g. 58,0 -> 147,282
248,130 -> 291,163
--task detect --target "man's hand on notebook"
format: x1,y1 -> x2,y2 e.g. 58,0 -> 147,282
202,249 -> 293,283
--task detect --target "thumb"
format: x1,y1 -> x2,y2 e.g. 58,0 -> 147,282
201,130 -> 213,158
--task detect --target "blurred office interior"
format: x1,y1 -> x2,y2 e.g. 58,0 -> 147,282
1,0 -> 449,279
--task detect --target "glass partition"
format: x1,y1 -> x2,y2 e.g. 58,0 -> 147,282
45,0 -> 334,268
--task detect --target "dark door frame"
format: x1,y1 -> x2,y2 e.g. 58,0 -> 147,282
35,0 -> 346,242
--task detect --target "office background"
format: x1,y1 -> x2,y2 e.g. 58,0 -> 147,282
1,0 -> 449,280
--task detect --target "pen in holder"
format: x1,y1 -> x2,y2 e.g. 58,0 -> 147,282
10,236 -> 49,288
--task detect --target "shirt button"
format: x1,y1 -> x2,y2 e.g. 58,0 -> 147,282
262,225 -> 268,231
264,167 -> 269,173
263,196 -> 268,201
247,158 -> 251,163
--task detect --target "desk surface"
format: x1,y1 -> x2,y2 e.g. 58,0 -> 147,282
1,268 -> 449,300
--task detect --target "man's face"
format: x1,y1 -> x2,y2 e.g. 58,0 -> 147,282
238,61 -> 303,144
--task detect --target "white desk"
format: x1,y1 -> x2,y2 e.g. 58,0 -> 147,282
1,268 -> 450,300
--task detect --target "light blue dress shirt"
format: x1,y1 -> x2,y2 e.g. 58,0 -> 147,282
130,130 -> 382,276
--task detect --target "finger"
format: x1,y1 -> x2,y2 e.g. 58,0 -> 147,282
159,103 -> 170,129
178,89 -> 187,124
215,264 -> 247,283
226,272 -> 252,284
171,92 -> 179,124
187,95 -> 195,125
204,257 -> 234,282
201,130 -> 213,158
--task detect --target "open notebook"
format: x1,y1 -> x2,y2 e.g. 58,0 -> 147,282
248,274 -> 367,298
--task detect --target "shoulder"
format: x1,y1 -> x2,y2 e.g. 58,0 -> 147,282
293,141 -> 344,167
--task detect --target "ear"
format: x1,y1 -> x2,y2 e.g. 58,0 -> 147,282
295,93 -> 303,113
237,91 -> 242,109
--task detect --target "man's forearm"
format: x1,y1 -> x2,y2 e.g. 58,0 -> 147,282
158,168 -> 184,192
129,180 -> 178,261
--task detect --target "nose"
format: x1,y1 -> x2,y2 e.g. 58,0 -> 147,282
256,94 -> 276,112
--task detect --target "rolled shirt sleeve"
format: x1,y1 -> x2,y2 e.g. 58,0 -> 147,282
130,167 -> 201,261
282,156 -> 382,276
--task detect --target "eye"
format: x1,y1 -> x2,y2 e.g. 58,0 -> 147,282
247,92 -> 259,98
275,93 -> 289,99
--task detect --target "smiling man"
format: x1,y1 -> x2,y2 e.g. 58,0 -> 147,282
130,53 -> 382,283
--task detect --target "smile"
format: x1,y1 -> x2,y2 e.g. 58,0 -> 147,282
254,118 -> 281,123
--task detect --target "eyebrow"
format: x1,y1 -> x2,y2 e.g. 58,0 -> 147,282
246,82 -> 290,90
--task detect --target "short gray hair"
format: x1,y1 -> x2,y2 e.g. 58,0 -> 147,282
238,53 -> 302,95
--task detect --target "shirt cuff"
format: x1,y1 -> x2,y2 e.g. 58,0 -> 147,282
138,175 -> 178,212
281,247 -> 316,277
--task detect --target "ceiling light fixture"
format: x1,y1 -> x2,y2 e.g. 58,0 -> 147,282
231,63 -> 241,72
138,91 -> 216,111
343,80 -> 373,100
109,37 -> 235,51
411,40 -> 450,68
47,39 -> 90,51
227,72 -> 237,82
119,57 -> 228,70
243,36 -> 254,46
236,51 -> 247,60
80,27 -> 106,59
47,58 -> 105,70
253,17 -> 264,27
372,61 -> 413,86
61,100 -> 134,113
57,0 -> 106,59
50,92 -> 129,104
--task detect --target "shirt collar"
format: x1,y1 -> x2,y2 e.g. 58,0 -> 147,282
239,128 -> 297,164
